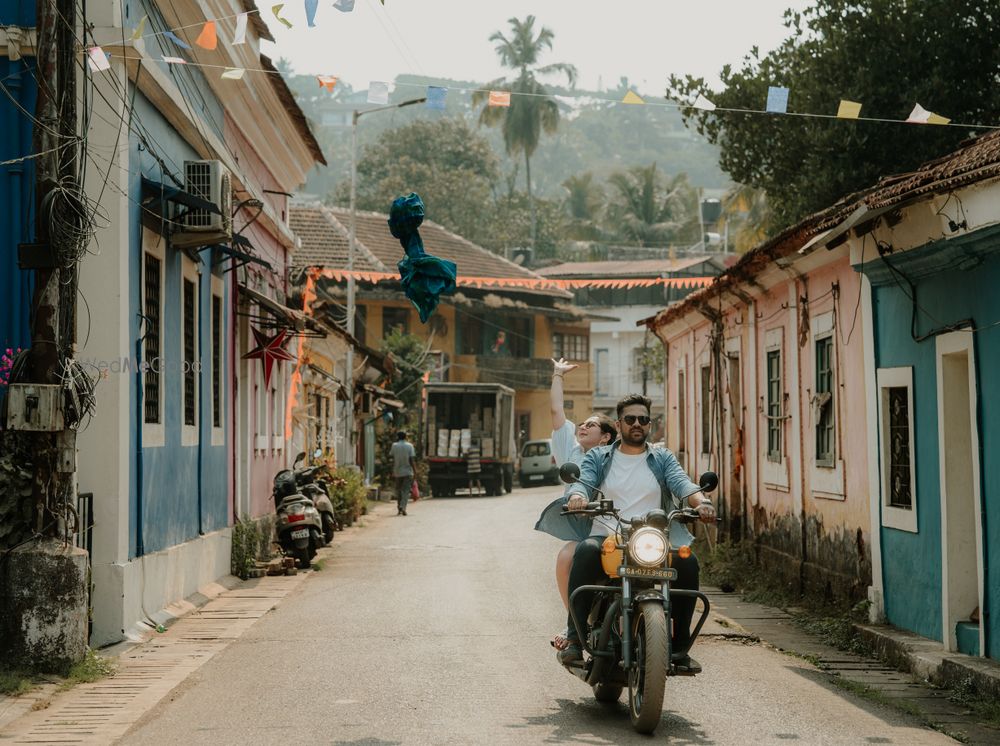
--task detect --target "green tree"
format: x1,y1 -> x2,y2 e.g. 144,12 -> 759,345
331,118 -> 499,245
667,0 -> 1000,229
604,164 -> 698,247
561,172 -> 604,241
380,327 -> 429,414
472,16 -> 577,248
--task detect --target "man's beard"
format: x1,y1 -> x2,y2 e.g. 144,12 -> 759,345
622,428 -> 647,447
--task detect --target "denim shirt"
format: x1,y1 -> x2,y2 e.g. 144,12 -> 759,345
566,442 -> 701,547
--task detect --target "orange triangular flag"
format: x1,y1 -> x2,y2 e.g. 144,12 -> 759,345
317,75 -> 337,92
195,21 -> 217,50
488,90 -> 511,107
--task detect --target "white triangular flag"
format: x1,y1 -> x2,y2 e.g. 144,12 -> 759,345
233,12 -> 248,45
692,93 -> 716,111
221,68 -> 246,80
333,0 -> 355,10
367,81 -> 389,105
87,46 -> 111,72
163,56 -> 186,65
906,103 -> 932,123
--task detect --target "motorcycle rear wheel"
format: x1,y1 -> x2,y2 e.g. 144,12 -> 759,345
322,514 -> 335,545
295,544 -> 311,568
592,682 -> 623,702
628,603 -> 668,734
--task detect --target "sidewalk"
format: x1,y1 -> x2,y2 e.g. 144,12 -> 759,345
707,588 -> 1000,745
0,499 -> 399,744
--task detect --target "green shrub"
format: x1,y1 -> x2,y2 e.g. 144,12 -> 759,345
327,466 -> 368,527
231,515 -> 262,580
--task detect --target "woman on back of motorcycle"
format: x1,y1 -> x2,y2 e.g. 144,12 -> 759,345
544,357 -> 617,650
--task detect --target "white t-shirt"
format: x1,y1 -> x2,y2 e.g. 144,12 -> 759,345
589,450 -> 660,537
551,419 -> 583,466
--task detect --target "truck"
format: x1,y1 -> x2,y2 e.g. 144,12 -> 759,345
423,382 -> 516,497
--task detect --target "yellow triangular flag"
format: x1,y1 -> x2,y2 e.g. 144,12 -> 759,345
927,113 -> 951,125
837,100 -> 861,119
272,4 -> 292,29
622,90 -> 644,105
130,15 -> 147,41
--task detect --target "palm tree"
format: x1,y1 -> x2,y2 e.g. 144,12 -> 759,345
561,172 -> 604,240
722,183 -> 771,253
473,16 -> 576,248
605,164 -> 697,247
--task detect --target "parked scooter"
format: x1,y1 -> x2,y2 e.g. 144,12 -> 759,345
290,451 -> 336,544
272,469 -> 323,568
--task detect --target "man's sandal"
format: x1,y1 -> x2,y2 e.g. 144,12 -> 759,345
549,628 -> 571,651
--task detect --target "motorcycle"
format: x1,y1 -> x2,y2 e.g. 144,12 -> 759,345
273,469 -> 323,569
289,451 -> 337,544
558,461 -> 719,734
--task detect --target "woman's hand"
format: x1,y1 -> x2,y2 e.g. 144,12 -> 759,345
551,358 -> 578,377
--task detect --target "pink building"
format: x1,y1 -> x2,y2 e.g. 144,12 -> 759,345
644,233 -> 874,602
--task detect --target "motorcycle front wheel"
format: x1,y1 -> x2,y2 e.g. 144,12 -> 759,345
628,603 -> 668,734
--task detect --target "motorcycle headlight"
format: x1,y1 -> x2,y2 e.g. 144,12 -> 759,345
628,527 -> 668,568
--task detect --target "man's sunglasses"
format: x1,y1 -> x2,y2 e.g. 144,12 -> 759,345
622,414 -> 651,426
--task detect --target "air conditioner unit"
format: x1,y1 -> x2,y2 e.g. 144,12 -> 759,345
172,159 -> 233,248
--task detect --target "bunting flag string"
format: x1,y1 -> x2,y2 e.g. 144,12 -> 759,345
310,268 -> 715,292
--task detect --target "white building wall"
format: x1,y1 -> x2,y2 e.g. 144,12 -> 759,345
590,305 -> 665,418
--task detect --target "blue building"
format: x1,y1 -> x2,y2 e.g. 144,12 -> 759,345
827,130 -> 1000,660
75,0 -> 324,645
0,8 -> 36,376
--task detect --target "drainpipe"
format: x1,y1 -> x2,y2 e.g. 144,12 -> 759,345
197,270 -> 204,535
135,310 -> 145,557
970,331 -> 989,656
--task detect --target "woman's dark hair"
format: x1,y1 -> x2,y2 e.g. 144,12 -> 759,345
593,413 -> 617,443
616,393 -> 652,419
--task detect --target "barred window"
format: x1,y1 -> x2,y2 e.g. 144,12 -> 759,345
815,336 -> 835,465
766,349 -> 782,461
553,333 -> 588,361
143,253 -> 161,424
887,386 -> 912,509
183,278 -> 196,427
700,365 -> 711,454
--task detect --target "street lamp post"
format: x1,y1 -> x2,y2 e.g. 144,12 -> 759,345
343,96 -> 426,467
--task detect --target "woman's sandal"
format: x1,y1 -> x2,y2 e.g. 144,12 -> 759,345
549,629 -> 571,651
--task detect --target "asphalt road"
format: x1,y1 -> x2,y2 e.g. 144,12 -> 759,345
121,485 -> 955,745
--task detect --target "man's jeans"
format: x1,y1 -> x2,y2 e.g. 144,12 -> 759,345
566,541 -> 699,652
394,475 -> 413,512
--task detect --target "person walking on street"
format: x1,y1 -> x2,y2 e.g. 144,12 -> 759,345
391,431 -> 417,516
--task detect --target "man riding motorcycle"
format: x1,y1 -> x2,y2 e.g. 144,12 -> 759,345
559,393 -> 716,673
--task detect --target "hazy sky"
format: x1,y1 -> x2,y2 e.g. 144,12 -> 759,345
263,0 -> 812,93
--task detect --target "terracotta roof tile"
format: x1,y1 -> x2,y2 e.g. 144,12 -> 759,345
290,205 -> 384,272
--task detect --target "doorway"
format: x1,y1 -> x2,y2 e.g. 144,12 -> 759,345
936,331 -> 984,655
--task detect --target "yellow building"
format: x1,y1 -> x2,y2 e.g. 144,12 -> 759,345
290,204 -> 594,444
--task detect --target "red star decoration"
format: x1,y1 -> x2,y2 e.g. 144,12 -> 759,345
242,327 -> 296,388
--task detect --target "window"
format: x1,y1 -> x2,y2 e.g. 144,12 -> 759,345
766,349 -> 782,462
553,333 -> 588,361
700,365 -> 712,454
211,293 -> 222,429
815,336 -> 835,466
677,369 -> 687,455
143,253 -> 162,425
878,367 -> 917,532
382,306 -> 409,338
183,278 -> 197,427
521,442 -> 551,457
271,363 -> 284,451
594,349 -> 610,396
461,313 -> 533,358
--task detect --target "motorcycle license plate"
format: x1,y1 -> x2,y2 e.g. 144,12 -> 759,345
528,474 -> 544,480
621,566 -> 677,581
290,529 -> 310,540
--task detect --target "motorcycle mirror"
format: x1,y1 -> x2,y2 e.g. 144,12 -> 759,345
313,448 -> 323,459
294,451 -> 306,466
559,462 -> 581,484
698,471 -> 719,493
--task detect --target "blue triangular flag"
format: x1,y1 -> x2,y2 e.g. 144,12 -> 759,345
305,0 -> 318,26
766,86 -> 789,114
426,86 -> 447,111
163,30 -> 191,49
